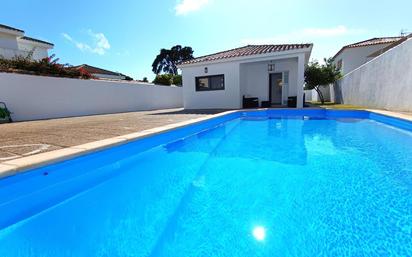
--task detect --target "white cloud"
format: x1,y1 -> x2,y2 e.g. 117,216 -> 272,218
175,0 -> 209,15
241,25 -> 364,45
62,30 -> 110,55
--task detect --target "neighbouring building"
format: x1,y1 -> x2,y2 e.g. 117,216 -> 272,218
331,36 -> 406,76
0,24 -> 54,60
335,35 -> 412,110
178,44 -> 313,109
73,64 -> 128,80
309,36 -> 407,103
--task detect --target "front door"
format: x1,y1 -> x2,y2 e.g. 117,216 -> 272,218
269,73 -> 283,105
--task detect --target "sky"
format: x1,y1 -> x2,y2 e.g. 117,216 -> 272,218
2,0 -> 411,80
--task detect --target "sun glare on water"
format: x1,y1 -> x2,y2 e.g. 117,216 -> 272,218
252,226 -> 266,241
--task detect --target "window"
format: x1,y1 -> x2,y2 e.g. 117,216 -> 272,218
283,71 -> 289,84
196,75 -> 225,91
337,59 -> 343,71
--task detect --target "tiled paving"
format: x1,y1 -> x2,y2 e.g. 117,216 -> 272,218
0,108 -> 226,162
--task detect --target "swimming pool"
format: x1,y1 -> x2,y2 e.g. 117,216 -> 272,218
0,109 -> 411,256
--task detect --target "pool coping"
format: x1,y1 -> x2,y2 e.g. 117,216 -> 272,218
0,108 -> 411,179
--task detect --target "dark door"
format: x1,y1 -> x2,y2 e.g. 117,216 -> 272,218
269,73 -> 283,105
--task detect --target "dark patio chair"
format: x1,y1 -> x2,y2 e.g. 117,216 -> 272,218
0,102 -> 12,123
242,95 -> 259,108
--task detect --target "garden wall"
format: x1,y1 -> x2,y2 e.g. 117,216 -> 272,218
0,72 -> 183,121
336,37 -> 412,112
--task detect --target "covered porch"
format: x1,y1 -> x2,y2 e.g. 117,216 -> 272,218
239,53 -> 308,108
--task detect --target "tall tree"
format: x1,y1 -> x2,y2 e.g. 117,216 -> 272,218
304,58 -> 341,104
152,45 -> 194,75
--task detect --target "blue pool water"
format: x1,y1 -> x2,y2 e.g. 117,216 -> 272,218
0,110 -> 411,256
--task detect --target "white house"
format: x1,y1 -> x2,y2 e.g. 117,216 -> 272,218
178,44 -> 313,109
331,36 -> 405,76
0,24 -> 53,60
309,36 -> 406,103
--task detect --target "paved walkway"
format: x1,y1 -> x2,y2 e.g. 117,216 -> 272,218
0,108 -> 226,162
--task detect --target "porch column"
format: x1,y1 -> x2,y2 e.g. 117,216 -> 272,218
297,54 -> 305,108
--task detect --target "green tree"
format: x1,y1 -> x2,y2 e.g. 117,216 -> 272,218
124,75 -> 134,81
152,74 -> 173,85
152,45 -> 194,75
172,74 -> 182,86
152,74 -> 182,86
304,58 -> 341,104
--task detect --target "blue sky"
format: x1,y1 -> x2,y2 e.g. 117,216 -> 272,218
2,0 -> 411,80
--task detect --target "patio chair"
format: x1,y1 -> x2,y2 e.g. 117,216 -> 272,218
243,95 -> 259,108
0,102 -> 12,123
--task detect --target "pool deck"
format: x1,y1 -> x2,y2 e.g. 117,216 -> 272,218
0,107 -> 411,178
0,108 -> 228,162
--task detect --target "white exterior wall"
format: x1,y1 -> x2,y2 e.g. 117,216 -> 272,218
0,32 -> 51,60
0,32 -> 20,59
239,62 -> 267,101
306,86 -> 332,103
333,44 -> 392,75
0,72 -> 183,121
17,41 -> 49,60
296,54 -> 305,108
304,90 -> 313,101
182,62 -> 240,109
338,38 -> 412,112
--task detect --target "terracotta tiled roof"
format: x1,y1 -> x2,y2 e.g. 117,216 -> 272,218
367,34 -> 412,58
0,24 -> 24,33
20,36 -> 54,46
180,44 -> 313,65
73,64 -> 123,76
332,37 -> 405,60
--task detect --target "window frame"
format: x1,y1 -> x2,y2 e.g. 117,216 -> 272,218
195,74 -> 225,91
337,59 -> 343,71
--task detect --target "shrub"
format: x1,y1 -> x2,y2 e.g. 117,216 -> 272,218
0,53 -> 93,79
152,74 -> 173,85
172,74 -> 182,86
124,75 -> 134,81
0,102 -> 11,122
152,74 -> 182,86
0,107 -> 11,119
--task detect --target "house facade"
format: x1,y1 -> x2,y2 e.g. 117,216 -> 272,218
178,44 -> 313,109
0,24 -> 53,60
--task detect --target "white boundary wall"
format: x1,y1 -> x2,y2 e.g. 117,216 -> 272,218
0,73 -> 183,121
338,37 -> 412,112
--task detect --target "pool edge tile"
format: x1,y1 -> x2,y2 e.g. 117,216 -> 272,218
2,147 -> 88,173
0,164 -> 19,179
73,137 -> 128,152
366,109 -> 412,122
